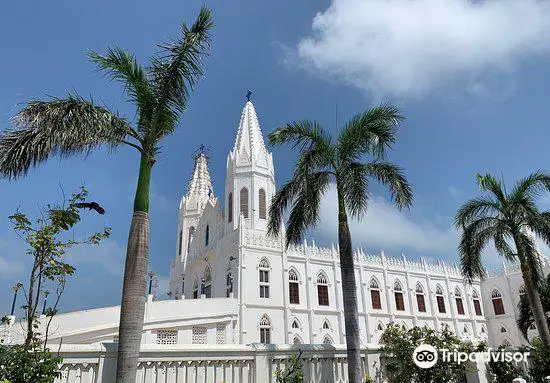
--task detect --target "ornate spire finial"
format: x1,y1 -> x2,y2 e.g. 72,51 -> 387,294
246,89 -> 252,102
192,144 -> 210,160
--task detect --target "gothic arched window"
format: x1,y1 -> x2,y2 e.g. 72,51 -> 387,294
259,258 -> 270,298
322,320 -> 330,330
203,267 -> 212,298
317,272 -> 329,306
323,335 -> 333,344
193,279 -> 199,299
188,226 -> 195,252
292,319 -> 300,329
394,280 -> 405,311
289,269 -> 300,304
205,225 -> 210,247
259,315 -> 271,344
436,284 -> 446,314
178,229 -> 183,255
259,188 -> 267,219
226,272 -> 233,297
240,187 -> 249,218
455,287 -> 465,315
370,277 -> 382,309
228,192 -> 233,223
472,289 -> 482,316
416,283 -> 426,313
492,289 -> 505,315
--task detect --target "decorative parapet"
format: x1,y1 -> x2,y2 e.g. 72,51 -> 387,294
282,238 -> 465,278
486,256 -> 550,278
243,231 -> 281,250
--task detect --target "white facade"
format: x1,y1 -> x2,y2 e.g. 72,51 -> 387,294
4,99 -> 549,353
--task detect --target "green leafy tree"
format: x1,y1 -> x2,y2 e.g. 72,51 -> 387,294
380,324 -> 475,383
527,338 -> 550,382
0,343 -> 61,383
0,187 -> 109,383
274,351 -> 304,383
455,172 -> 550,346
487,345 -> 525,382
0,8 -> 213,382
267,104 -> 413,383
9,187 -> 110,347
517,274 -> 550,340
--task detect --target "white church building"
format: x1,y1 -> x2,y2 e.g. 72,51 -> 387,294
2,98 -> 550,382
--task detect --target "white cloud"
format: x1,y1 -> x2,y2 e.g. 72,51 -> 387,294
66,239 -> 126,276
313,184 -> 550,267
315,184 -> 458,255
0,256 -> 24,276
295,0 -> 550,97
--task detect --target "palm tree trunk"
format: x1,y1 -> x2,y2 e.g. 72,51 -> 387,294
520,261 -> 550,346
337,184 -> 362,383
116,155 -> 152,383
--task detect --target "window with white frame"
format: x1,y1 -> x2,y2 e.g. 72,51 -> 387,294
259,315 -> 271,344
259,258 -> 270,298
203,267 -> 212,298
455,287 -> 465,315
472,289 -> 482,316
289,269 -> 300,304
323,335 -> 333,344
492,289 -> 505,315
322,320 -> 330,330
436,285 -> 446,313
259,188 -> 267,219
317,272 -> 329,306
226,272 -> 232,297
394,280 -> 405,311
193,279 -> 199,299
416,283 -> 426,313
370,278 -> 382,310
292,319 -> 300,329
240,188 -> 249,218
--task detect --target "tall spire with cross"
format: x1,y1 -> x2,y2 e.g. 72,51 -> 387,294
231,90 -> 267,162
185,145 -> 214,209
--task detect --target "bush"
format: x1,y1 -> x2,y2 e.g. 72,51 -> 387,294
528,338 -> 550,383
487,345 -> 525,382
0,342 -> 61,383
274,352 -> 304,383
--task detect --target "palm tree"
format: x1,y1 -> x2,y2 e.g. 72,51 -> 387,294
517,274 -> 550,340
455,172 -> 550,346
267,104 -> 413,383
0,8 -> 213,382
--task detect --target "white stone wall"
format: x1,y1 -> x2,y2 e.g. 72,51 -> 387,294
481,260 -> 550,347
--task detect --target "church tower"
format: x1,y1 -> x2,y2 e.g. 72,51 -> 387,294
225,94 -> 275,232
169,149 -> 215,297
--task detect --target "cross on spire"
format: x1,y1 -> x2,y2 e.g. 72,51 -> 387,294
246,89 -> 252,102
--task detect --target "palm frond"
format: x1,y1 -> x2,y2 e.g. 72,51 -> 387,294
516,232 -> 544,287
476,173 -> 507,204
337,103 -> 404,162
494,231 -> 517,262
268,120 -> 333,154
89,47 -> 154,135
339,162 -> 369,219
458,223 -> 499,282
454,196 -> 500,229
0,96 -> 132,179
150,6 -> 213,137
362,162 -> 413,210
267,178 -> 300,237
516,275 -> 550,338
285,172 -> 330,247
510,170 -> 550,203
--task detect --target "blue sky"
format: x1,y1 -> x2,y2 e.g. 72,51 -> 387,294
1,0 -> 550,316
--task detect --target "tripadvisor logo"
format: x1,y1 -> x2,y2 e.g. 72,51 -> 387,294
413,344 -> 438,368
412,344 -> 530,369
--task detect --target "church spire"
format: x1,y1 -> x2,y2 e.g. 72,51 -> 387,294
232,92 -> 267,162
185,147 -> 214,208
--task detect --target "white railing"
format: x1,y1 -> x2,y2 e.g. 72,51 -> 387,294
52,343 -> 382,383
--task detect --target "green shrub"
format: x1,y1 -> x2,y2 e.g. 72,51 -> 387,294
0,342 -> 61,383
528,338 -> 550,383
